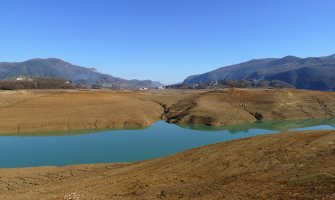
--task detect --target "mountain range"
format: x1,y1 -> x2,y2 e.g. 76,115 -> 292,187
0,58 -> 163,88
183,54 -> 335,91
1,54 -> 334,91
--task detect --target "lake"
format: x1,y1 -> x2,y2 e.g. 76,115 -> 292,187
1,118 -> 335,168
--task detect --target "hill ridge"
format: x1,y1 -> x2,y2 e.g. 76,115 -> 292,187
183,54 -> 335,91
0,58 -> 163,89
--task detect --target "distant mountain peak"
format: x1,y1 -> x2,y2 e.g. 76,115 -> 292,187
271,55 -> 301,65
0,58 -> 163,89
282,55 -> 300,59
26,58 -> 64,62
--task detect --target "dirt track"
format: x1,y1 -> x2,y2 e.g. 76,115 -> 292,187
0,88 -> 334,135
1,130 -> 334,199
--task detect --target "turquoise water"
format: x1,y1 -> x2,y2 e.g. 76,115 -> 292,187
1,119 -> 335,168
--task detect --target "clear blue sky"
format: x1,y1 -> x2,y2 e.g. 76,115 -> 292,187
0,0 -> 334,84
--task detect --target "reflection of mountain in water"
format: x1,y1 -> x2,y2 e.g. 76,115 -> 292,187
179,118 -> 335,133
2,126 -> 149,137
2,118 -> 335,137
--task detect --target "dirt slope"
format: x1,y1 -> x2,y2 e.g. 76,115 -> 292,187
0,90 -> 163,134
166,88 -> 335,126
1,130 -> 334,199
0,88 -> 335,135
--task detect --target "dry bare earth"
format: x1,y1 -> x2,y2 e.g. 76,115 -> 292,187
0,89 -> 205,134
0,130 -> 334,199
0,90 -> 192,134
166,88 -> 335,126
0,88 -> 335,135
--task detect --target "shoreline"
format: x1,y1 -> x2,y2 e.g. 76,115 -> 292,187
1,130 -> 334,199
1,117 -> 335,137
2,126 -> 335,169
0,88 -> 334,135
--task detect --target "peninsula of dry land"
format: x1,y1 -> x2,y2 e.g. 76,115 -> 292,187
0,88 -> 334,135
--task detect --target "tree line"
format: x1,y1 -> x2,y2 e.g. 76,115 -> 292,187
166,79 -> 296,89
0,78 -> 78,90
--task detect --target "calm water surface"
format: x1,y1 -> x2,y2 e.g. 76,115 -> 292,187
1,119 -> 335,168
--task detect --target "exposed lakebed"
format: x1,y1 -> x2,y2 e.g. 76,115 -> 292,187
1,118 -> 335,168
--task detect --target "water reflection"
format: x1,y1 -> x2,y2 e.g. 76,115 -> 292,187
0,119 -> 334,168
179,118 -> 335,133
3,118 -> 335,137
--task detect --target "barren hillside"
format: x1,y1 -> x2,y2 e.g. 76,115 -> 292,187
1,130 -> 334,199
0,89 -> 335,135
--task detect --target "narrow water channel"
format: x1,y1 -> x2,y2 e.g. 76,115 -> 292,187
1,118 -> 334,168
